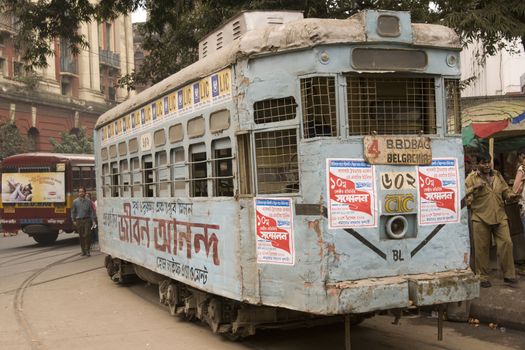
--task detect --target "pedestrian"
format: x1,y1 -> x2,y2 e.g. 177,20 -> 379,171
465,154 -> 519,288
86,192 -> 98,249
512,148 -> 525,220
71,187 -> 96,257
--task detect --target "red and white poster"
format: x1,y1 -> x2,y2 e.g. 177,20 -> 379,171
255,198 -> 294,265
326,159 -> 377,229
417,158 -> 460,225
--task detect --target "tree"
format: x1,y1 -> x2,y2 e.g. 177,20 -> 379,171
50,128 -> 94,154
0,122 -> 28,160
1,0 -> 524,86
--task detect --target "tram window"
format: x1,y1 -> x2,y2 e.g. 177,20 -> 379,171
445,79 -> 461,135
255,129 -> 299,194
190,143 -> 208,197
118,141 -> 127,156
171,147 -> 186,197
212,138 -> 233,197
346,75 -> 436,135
120,159 -> 131,197
102,163 -> 110,197
300,77 -> 337,138
110,162 -> 119,197
154,129 -> 166,147
156,151 -> 170,197
253,97 -> 296,124
237,134 -> 253,195
188,116 -> 205,139
142,155 -> 155,197
169,123 -> 184,143
131,157 -> 142,197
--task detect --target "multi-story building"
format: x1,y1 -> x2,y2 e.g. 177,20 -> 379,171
0,12 -> 134,152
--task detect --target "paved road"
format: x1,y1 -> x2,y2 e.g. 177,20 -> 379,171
1,233 -> 524,350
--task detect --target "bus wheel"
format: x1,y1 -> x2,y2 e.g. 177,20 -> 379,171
33,233 -> 58,245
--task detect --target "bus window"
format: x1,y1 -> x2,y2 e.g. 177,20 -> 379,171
111,162 -> 119,197
346,75 -> 436,135
142,155 -> 155,197
171,147 -> 186,197
82,167 -> 95,190
253,97 -> 296,124
445,79 -> 461,135
255,129 -> 299,194
120,159 -> 131,197
212,138 -> 233,197
237,134 -> 252,195
156,151 -> 170,197
190,143 -> 208,197
102,163 -> 110,197
131,157 -> 142,197
72,166 -> 81,190
300,77 -> 337,138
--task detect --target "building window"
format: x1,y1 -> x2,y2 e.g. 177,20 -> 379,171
213,138 -> 233,197
254,97 -> 297,124
255,129 -> 299,194
190,143 -> 208,197
346,75 -> 436,135
301,77 -> 337,138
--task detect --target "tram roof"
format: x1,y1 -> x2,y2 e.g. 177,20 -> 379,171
1,152 -> 94,165
96,11 -> 460,129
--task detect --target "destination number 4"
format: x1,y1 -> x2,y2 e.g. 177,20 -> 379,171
367,139 -> 380,157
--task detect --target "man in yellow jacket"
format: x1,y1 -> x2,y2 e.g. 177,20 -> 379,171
465,154 -> 519,288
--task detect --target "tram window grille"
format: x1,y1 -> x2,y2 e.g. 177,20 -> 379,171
142,156 -> 155,198
254,96 -> 297,124
190,147 -> 208,197
171,147 -> 186,197
120,159 -> 131,197
110,162 -> 119,197
300,76 -> 337,138
346,75 -> 436,135
131,157 -> 142,197
102,163 -> 110,197
156,151 -> 170,197
213,140 -> 233,197
445,79 -> 461,135
255,129 -> 299,194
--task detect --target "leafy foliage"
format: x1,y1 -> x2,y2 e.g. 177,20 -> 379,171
1,0 -> 524,87
49,127 -> 94,154
0,122 -> 28,160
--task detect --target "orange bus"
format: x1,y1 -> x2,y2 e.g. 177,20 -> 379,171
0,153 -> 95,244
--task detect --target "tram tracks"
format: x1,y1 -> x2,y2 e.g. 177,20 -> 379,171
13,252 -> 80,350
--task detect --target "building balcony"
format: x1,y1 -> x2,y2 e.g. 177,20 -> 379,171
99,48 -> 121,69
0,13 -> 17,34
60,56 -> 78,76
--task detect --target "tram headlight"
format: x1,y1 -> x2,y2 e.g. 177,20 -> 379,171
446,54 -> 458,67
385,215 -> 408,239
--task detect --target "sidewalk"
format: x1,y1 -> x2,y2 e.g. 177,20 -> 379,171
469,265 -> 525,331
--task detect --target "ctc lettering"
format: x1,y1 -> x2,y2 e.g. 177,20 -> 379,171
384,194 -> 414,213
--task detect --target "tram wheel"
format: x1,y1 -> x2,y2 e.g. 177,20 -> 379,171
32,233 -> 58,245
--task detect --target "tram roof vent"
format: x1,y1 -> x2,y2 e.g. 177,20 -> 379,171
198,10 -> 304,60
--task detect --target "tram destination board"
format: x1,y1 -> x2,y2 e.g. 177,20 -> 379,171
363,135 -> 432,165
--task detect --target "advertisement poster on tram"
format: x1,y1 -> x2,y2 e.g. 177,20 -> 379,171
255,198 -> 295,265
326,159 -> 377,229
417,158 -> 460,225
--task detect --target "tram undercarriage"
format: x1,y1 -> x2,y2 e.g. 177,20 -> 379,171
104,255 -> 367,339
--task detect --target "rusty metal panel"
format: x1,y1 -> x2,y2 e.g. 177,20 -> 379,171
408,271 -> 480,306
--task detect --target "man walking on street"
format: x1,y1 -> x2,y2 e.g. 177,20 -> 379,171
466,154 -> 519,288
71,187 -> 96,256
